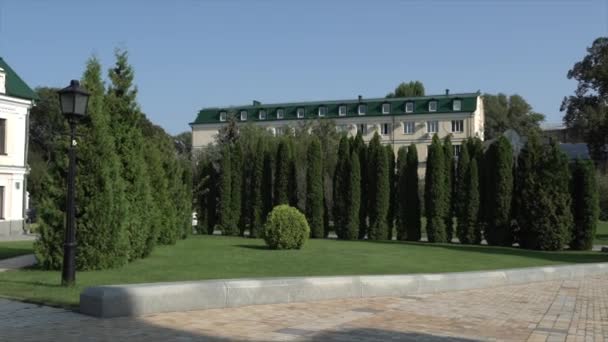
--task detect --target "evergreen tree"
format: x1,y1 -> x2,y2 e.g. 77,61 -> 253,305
443,135 -> 454,242
274,140 -> 290,205
344,151 -> 361,240
286,137 -> 299,208
457,160 -> 481,244
262,146 -> 274,221
368,133 -> 389,240
385,145 -> 396,240
333,135 -> 350,238
249,139 -> 265,238
228,144 -> 243,236
570,159 -> 599,250
105,49 -> 154,259
353,133 -> 369,240
396,146 -> 408,240
425,135 -> 447,243
217,146 -> 233,234
306,137 -> 325,238
484,136 -> 514,246
404,144 -> 422,241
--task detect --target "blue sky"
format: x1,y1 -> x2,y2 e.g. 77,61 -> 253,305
1,0 -> 606,134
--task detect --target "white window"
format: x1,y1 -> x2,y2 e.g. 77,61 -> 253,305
382,103 -> 390,114
240,110 -> 247,121
297,108 -> 305,119
259,110 -> 266,120
219,111 -> 227,122
403,121 -> 415,134
451,120 -> 464,133
429,101 -> 437,112
275,127 -> 284,135
358,104 -> 367,115
381,123 -> 391,135
427,120 -> 438,133
358,124 -> 368,135
405,102 -> 414,113
453,145 -> 462,158
338,105 -> 347,116
318,106 -> 327,117
277,109 -> 284,119
453,99 -> 462,111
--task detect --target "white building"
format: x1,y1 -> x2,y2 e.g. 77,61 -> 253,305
0,57 -> 36,236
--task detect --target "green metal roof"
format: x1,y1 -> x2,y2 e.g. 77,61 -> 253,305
0,57 -> 37,101
191,92 -> 480,125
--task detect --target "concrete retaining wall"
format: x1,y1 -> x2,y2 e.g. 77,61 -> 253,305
80,262 -> 608,318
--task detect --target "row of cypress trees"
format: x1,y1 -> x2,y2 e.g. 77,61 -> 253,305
34,50 -> 192,270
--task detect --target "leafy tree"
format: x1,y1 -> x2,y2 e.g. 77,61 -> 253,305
344,151 -> 361,240
333,135 -> 350,238
306,137 -> 325,238
217,146 -> 233,234
368,133 -> 389,240
425,135 -> 447,243
386,81 -> 425,98
404,144 -> 422,241
457,159 -> 481,245
483,94 -> 545,140
385,145 -> 396,240
569,159 -> 600,250
173,131 -> 192,157
484,136 -> 514,246
561,37 -> 608,161
274,140 -> 291,205
443,135 -> 454,242
217,114 -> 240,145
249,139 -> 265,238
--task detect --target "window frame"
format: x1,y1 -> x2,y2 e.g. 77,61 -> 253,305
428,101 -> 437,112
358,104 -> 367,115
297,107 -> 305,119
427,120 -> 439,134
403,121 -> 415,135
381,123 -> 391,136
358,124 -> 368,135
219,111 -> 227,122
259,110 -> 267,120
240,110 -> 248,121
318,106 -> 327,117
405,102 -> 414,113
338,105 -> 347,116
382,103 -> 390,114
277,108 -> 285,119
451,119 -> 464,133
453,145 -> 462,158
453,99 -> 462,111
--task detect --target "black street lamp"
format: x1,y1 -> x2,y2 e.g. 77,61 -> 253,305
57,80 -> 90,286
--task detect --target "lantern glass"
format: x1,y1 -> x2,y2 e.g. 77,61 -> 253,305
73,92 -> 88,116
60,92 -> 75,115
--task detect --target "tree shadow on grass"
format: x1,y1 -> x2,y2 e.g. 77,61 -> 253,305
235,244 -> 270,250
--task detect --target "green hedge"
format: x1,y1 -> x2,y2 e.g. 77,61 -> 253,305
263,205 -> 310,249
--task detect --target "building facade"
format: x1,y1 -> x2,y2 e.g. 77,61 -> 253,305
0,58 -> 36,236
191,91 -> 484,175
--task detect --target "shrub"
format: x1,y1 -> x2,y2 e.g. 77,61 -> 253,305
570,159 -> 599,250
263,205 -> 310,249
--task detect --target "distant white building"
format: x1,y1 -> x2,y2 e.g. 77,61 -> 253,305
0,57 -> 36,236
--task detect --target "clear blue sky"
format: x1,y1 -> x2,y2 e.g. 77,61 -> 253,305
1,0 -> 606,134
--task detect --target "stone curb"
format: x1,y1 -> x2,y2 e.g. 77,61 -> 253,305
80,262 -> 608,318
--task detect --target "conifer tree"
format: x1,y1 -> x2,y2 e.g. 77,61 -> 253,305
368,133 -> 389,240
396,146 -> 408,240
570,159 -> 599,250
228,144 -> 243,236
457,160 -> 481,244
385,145 -> 396,240
262,146 -> 274,220
344,151 -> 361,240
425,135 -> 447,243
217,146 -> 233,234
286,137 -> 299,209
333,135 -> 350,238
353,133 -> 368,240
274,140 -> 290,205
249,139 -> 265,238
443,135 -> 454,242
306,137 -> 325,238
404,144 -> 422,241
484,136 -> 514,246
454,143 -> 470,221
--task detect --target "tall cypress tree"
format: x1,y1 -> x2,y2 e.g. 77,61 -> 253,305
354,133 -> 368,240
369,133 -> 389,240
306,137 -> 325,238
385,145 -> 396,240
458,160 -> 481,244
396,146 -> 408,240
443,135 -> 454,242
249,139 -> 265,238
228,144 -> 243,236
218,146 -> 233,234
570,159 -> 599,250
274,140 -> 290,205
287,137 -> 299,209
425,135 -> 447,243
484,136 -> 514,246
105,49 -> 154,260
404,144 -> 422,241
262,146 -> 274,221
345,151 -> 361,240
333,135 -> 350,238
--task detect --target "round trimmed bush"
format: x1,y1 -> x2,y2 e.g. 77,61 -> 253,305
263,205 -> 310,249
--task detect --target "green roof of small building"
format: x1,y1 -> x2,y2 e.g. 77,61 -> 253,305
191,92 -> 480,125
0,57 -> 37,101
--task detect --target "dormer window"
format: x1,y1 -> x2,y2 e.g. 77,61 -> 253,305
259,110 -> 266,120
297,108 -> 305,119
429,101 -> 437,112
405,102 -> 414,113
338,105 -> 347,116
453,99 -> 462,111
318,106 -> 327,117
240,111 -> 247,121
219,111 -> 227,122
382,103 -> 390,114
277,109 -> 284,119
358,104 -> 367,115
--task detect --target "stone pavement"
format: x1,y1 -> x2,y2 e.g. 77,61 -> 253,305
0,254 -> 36,272
1,275 -> 608,341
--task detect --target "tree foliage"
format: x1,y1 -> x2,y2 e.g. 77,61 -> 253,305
484,136 -> 514,246
368,133 -> 389,240
425,135 -> 447,243
483,93 -> 545,140
306,137 -> 325,238
569,159 -> 599,250
386,81 -> 425,98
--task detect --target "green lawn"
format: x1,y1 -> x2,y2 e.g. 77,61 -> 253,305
595,221 -> 608,245
0,235 -> 606,309
0,241 -> 34,260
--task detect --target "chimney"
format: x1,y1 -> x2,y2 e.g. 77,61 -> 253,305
253,100 -> 261,106
358,95 -> 362,102
445,89 -> 450,96
0,68 -> 5,94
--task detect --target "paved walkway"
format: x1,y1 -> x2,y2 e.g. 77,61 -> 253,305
0,254 -> 36,272
1,275 -> 607,341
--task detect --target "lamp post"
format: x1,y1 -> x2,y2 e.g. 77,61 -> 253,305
57,80 -> 90,286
